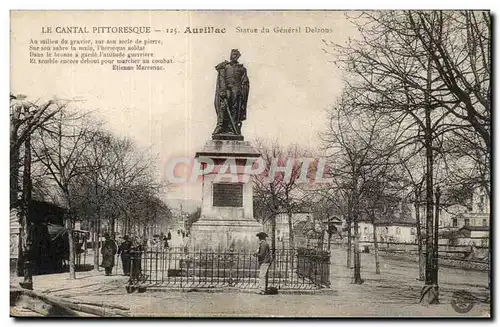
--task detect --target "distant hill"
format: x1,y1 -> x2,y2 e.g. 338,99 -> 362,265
165,198 -> 202,214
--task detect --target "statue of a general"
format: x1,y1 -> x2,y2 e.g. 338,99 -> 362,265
212,49 -> 249,137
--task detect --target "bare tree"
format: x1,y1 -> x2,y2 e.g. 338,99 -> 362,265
361,158 -> 406,275
32,109 -> 100,279
323,10 -> 491,302
311,170 -> 353,268
72,131 -> 165,267
253,139 -> 310,253
10,95 -> 65,208
309,198 -> 339,251
397,151 -> 426,281
10,94 -> 68,289
407,11 -> 491,151
322,96 -> 402,284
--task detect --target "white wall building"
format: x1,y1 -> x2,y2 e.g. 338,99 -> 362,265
357,221 -> 416,244
263,212 -> 312,246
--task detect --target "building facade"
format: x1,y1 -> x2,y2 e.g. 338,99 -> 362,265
357,221 -> 416,244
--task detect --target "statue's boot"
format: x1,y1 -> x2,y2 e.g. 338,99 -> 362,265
213,125 -> 223,135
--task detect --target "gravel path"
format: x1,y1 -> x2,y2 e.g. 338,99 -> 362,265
10,247 -> 490,317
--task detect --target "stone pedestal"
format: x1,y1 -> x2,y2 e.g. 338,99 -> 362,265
190,138 -> 264,250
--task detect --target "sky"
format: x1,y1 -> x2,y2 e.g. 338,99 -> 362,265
10,10 -> 361,201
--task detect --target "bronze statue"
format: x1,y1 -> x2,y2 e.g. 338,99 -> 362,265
213,49 -> 249,138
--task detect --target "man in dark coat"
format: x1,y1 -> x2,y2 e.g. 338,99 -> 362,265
254,232 -> 272,294
118,235 -> 132,276
163,231 -> 172,249
101,233 -> 117,276
130,236 -> 144,280
213,49 -> 250,136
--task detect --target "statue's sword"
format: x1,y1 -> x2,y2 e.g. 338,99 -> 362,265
223,97 -> 239,135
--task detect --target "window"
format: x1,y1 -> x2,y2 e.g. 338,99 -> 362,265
452,218 -> 458,227
396,227 -> 401,235
465,219 -> 470,227
483,219 -> 487,227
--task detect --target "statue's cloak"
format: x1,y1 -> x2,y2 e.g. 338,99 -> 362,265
214,60 -> 250,123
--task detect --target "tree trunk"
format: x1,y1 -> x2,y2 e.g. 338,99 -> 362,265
286,211 -> 295,272
271,215 -> 276,257
17,210 -> 24,276
317,230 -> 324,250
424,88 -> 434,286
127,218 -> 132,237
110,215 -> 116,240
66,217 -> 76,280
287,211 -> 295,250
93,180 -> 99,270
92,221 -> 99,271
415,194 -> 424,281
373,223 -> 380,275
19,134 -> 33,290
433,188 -> 441,287
352,219 -> 363,284
123,217 -> 127,236
421,53 -> 438,304
346,217 -> 352,268
97,218 -> 101,270
10,144 -> 20,208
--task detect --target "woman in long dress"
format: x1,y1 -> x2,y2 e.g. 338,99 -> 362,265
101,233 -> 117,276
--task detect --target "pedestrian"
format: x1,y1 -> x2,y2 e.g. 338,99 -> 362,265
130,237 -> 144,280
164,230 -> 172,249
254,232 -> 272,295
152,235 -> 162,252
118,235 -> 132,276
101,233 -> 117,276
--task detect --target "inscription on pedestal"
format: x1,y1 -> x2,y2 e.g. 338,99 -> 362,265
213,183 -> 243,207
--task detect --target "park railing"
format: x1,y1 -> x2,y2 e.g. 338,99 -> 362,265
128,247 -> 330,290
356,241 -> 489,260
353,241 -> 489,271
296,248 -> 330,287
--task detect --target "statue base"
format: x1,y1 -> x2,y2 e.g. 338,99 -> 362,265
190,219 -> 263,251
190,139 -> 263,251
212,133 -> 244,141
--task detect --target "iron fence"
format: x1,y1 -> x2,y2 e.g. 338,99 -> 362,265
128,247 -> 330,290
355,241 -> 489,261
296,249 -> 330,287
